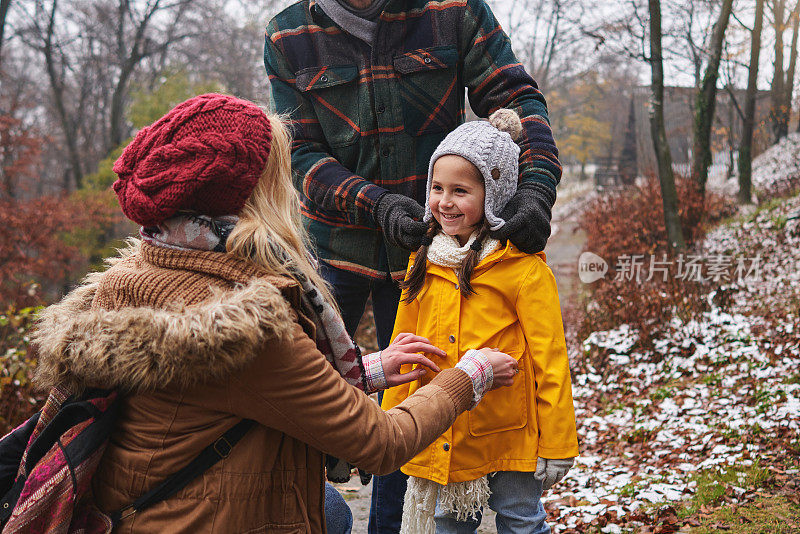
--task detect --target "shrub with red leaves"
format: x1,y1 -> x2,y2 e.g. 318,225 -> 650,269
577,177 -> 736,348
0,191 -> 121,307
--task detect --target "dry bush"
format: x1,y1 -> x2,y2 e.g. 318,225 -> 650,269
0,191 -> 126,433
0,191 -> 123,307
577,176 -> 736,347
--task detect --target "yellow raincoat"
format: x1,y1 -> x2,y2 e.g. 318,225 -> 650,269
382,241 -> 579,484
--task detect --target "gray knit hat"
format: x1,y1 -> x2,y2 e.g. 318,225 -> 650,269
424,109 -> 523,231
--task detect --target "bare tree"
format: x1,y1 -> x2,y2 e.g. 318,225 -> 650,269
18,0 -> 85,189
0,0 -> 11,69
649,0 -> 685,250
739,0 -> 765,204
17,0 -> 197,190
781,3 -> 800,136
769,0 -> 800,141
73,0 -> 197,151
504,0 -> 586,92
690,0 -> 734,196
671,0 -> 715,90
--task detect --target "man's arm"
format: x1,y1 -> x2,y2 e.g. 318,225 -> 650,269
263,28 -> 387,222
460,0 -> 561,253
460,0 -> 561,192
264,28 -> 426,248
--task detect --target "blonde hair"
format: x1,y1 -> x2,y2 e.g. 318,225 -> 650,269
226,114 -> 337,309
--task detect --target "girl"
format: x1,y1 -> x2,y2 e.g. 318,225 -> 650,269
382,110 -> 580,533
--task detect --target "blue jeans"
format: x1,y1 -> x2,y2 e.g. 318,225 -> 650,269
318,261 -> 407,534
325,482 -> 353,534
434,472 -> 550,534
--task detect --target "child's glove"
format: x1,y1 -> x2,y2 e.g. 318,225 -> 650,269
489,182 -> 554,253
534,457 -> 574,491
372,193 -> 427,250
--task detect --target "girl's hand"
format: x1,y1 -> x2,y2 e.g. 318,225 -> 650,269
478,347 -> 518,389
381,333 -> 444,387
534,457 -> 574,491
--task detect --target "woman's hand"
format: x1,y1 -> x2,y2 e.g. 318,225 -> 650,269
381,333 -> 444,387
478,347 -> 518,389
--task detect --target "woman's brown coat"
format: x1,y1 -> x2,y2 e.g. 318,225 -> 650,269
32,242 -> 473,533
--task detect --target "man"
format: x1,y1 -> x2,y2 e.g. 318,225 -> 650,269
264,0 -> 561,529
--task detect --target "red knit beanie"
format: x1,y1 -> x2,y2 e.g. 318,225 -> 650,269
112,93 -> 273,226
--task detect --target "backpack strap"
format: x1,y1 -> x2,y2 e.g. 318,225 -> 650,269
109,419 -> 256,525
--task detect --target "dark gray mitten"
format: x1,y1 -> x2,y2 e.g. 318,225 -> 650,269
373,193 -> 427,251
325,455 -> 372,485
489,182 -> 554,253
326,455 -> 352,483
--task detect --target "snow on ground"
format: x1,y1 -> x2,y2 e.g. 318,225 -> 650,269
545,307 -> 799,531
544,193 -> 800,531
700,192 -> 800,317
751,133 -> 800,200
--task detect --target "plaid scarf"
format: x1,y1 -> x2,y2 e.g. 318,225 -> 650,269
274,249 -> 368,392
141,214 -> 367,391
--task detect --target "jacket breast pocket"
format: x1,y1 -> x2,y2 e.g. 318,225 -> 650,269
297,65 -> 360,148
468,351 -> 528,436
393,46 -> 460,136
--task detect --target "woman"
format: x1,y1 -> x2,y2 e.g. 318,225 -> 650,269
31,94 -> 517,533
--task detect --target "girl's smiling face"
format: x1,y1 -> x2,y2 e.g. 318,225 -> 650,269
429,155 -> 485,247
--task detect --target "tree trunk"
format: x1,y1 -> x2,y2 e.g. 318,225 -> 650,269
739,0 -> 765,205
619,97 -> 638,185
0,0 -> 12,71
690,0 -> 734,197
649,0 -> 685,250
782,2 -> 800,137
42,0 -> 83,190
771,0 -> 788,142
109,61 -> 136,150
726,93 -> 735,181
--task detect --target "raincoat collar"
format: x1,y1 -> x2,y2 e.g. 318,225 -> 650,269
419,241 -> 546,283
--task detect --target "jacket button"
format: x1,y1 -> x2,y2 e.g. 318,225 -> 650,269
382,147 -> 391,157
448,335 -> 455,343
424,56 -> 432,64
443,443 -> 450,451
320,75 -> 328,83
377,103 -> 386,113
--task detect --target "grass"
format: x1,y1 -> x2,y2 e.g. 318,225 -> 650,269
784,372 -> 800,385
752,386 -> 780,414
678,461 -> 771,518
618,480 -> 639,499
701,373 -> 722,387
650,385 -> 675,401
689,496 -> 800,533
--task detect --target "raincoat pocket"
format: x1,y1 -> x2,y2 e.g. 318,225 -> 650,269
467,351 -> 528,436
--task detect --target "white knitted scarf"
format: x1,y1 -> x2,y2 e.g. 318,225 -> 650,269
401,476 -> 492,533
401,231 -> 499,534
426,231 -> 501,269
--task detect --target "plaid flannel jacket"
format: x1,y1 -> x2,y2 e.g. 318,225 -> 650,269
264,0 -> 561,280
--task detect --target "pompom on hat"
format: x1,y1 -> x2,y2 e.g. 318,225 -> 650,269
424,108 -> 523,231
112,93 -> 273,226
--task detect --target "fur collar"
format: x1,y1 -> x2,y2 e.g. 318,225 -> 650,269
32,256 -> 296,394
